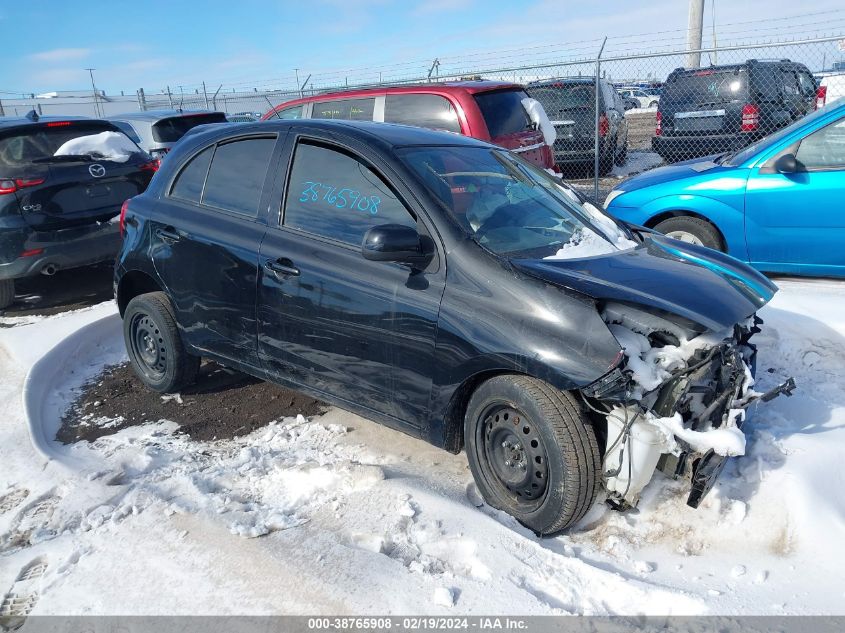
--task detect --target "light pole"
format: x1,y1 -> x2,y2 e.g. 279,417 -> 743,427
86,68 -> 101,116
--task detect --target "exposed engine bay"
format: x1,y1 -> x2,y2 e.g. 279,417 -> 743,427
584,301 -> 796,510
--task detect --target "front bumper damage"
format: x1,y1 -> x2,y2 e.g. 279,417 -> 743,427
583,307 -> 795,511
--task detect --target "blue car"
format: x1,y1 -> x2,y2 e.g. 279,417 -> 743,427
604,99 -> 845,277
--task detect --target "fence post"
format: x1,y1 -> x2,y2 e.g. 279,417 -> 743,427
0,99 -> 4,117
593,37 -> 607,202
136,88 -> 146,111
202,82 -> 210,109
166,86 -> 173,108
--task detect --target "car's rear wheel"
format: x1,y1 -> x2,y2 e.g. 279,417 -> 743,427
124,291 -> 199,393
649,100 -> 659,108
654,215 -> 724,251
0,279 -> 14,310
464,375 -> 601,535
615,138 -> 628,166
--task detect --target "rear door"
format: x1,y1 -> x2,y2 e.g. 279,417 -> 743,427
661,68 -> 749,137
472,89 -> 547,167
256,131 -> 445,428
529,83 -> 597,157
0,121 -> 153,230
745,116 -> 845,274
150,133 -> 281,364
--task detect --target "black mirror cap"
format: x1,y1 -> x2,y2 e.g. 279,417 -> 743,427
774,153 -> 805,174
362,224 -> 426,263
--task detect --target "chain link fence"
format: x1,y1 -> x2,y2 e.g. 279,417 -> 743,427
2,35 -> 842,200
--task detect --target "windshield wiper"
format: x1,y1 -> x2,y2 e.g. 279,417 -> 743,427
33,154 -> 96,163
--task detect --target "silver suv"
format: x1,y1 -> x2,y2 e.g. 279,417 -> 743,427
107,110 -> 227,159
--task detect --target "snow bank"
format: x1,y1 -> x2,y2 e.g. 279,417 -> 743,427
54,131 -> 138,163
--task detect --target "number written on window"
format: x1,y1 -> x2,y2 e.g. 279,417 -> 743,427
299,181 -> 381,215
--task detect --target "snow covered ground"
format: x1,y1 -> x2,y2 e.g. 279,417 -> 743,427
1,278 -> 844,616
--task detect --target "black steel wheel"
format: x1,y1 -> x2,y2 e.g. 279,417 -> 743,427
465,375 -> 601,535
123,292 -> 199,393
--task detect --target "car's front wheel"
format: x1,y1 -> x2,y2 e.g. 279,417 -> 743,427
0,279 -> 14,310
464,375 -> 601,535
124,291 -> 200,393
654,215 -> 724,251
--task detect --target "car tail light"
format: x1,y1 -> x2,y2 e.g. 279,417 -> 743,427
816,85 -> 827,110
541,144 -> 555,170
119,199 -> 130,238
140,159 -> 160,172
598,113 -> 609,137
46,121 -> 73,127
655,111 -> 662,136
0,177 -> 46,195
741,104 -> 760,132
20,248 -> 44,258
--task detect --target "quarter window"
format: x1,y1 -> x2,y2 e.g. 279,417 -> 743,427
201,137 -> 276,216
283,141 -> 416,246
795,119 -> 845,170
170,146 -> 213,203
276,105 -> 304,120
311,99 -> 375,121
384,94 -> 461,133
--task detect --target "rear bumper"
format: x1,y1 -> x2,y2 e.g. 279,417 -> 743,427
0,221 -> 120,281
652,133 -> 746,159
553,140 -> 611,165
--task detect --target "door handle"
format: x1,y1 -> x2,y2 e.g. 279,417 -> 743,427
264,258 -> 300,278
156,227 -> 181,243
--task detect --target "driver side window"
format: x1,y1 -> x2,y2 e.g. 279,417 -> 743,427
796,119 -> 845,170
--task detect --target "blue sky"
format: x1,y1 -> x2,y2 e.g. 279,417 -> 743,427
3,0 -> 844,95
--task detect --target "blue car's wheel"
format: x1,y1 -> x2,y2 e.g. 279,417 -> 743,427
654,216 -> 724,251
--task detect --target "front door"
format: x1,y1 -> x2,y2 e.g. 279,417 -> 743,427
745,117 -> 845,275
151,135 -> 278,364
257,135 -> 445,429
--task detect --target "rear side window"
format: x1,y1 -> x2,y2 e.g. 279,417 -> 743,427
283,141 -> 415,245
384,94 -> 461,133
780,70 -> 800,96
170,147 -> 213,203
311,99 -> 374,121
201,137 -> 276,216
473,89 -> 531,137
0,122 -> 135,167
276,105 -> 304,120
152,113 -> 228,143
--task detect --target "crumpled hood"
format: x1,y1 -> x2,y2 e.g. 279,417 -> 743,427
512,233 -> 777,332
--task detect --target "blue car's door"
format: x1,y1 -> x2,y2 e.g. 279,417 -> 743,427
744,117 -> 845,275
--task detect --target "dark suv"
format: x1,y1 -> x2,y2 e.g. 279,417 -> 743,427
654,59 -> 817,161
527,77 -> 628,174
115,119 -> 785,533
0,113 -> 157,309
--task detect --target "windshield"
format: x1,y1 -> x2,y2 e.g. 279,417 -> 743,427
722,97 -> 845,165
663,68 -> 748,104
0,123 -> 140,167
152,113 -> 228,142
399,145 -> 635,259
530,84 -> 595,115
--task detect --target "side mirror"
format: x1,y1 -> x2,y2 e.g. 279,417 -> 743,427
774,153 -> 801,174
362,224 -> 426,264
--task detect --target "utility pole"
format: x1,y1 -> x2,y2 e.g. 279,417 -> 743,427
711,0 -> 718,65
686,0 -> 705,69
86,68 -> 101,116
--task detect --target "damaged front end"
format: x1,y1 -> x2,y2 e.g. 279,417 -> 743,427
582,302 -> 795,511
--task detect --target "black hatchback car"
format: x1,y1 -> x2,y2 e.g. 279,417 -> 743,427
0,113 -> 157,309
653,59 -> 817,161
116,120 -> 790,533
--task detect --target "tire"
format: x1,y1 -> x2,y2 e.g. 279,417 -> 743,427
615,138 -> 628,166
0,279 -> 14,310
464,375 -> 601,535
598,149 -> 614,176
123,291 -> 200,393
654,215 -> 724,251
649,100 -> 659,108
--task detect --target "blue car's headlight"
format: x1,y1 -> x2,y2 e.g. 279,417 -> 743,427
604,189 -> 626,207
